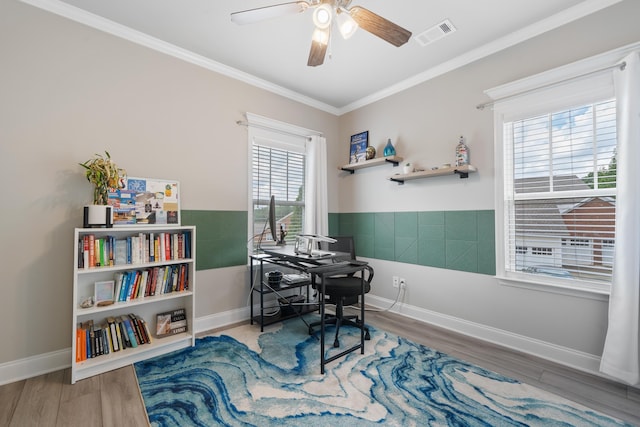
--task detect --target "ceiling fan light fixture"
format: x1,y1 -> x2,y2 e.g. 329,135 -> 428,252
312,3 -> 332,29
336,10 -> 358,39
311,26 -> 330,45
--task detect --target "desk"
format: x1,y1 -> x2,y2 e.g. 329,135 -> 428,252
250,247 -> 368,374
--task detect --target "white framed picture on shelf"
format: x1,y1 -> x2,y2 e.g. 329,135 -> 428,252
94,280 -> 115,307
109,177 -> 180,226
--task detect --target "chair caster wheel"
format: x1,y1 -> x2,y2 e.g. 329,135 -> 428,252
365,331 -> 371,340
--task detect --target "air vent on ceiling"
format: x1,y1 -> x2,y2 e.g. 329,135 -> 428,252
414,19 -> 456,47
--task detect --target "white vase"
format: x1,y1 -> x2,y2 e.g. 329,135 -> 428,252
84,205 -> 113,228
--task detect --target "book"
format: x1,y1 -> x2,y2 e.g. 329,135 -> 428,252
82,320 -> 93,359
87,320 -> 96,358
158,233 -> 165,262
120,316 -> 138,348
184,231 -> 191,259
100,324 -> 110,355
114,318 -> 124,350
118,319 -> 130,349
107,317 -> 120,352
172,233 -> 179,260
127,271 -> 139,301
129,314 -> 149,344
83,236 -> 90,268
98,238 -> 105,267
93,324 -> 103,356
114,239 -> 127,265
128,314 -> 145,345
178,233 -> 184,259
76,325 -> 84,362
108,236 -> 114,266
178,264 -> 186,291
149,232 -> 155,262
139,317 -> 153,344
164,233 -> 171,261
88,234 -> 95,267
170,265 -> 178,293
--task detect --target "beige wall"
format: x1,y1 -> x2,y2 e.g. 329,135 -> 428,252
334,0 -> 640,359
0,0 -> 337,366
1,0 -> 640,376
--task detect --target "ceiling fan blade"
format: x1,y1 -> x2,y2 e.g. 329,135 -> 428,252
349,6 -> 412,47
231,1 -> 310,25
307,27 -> 330,67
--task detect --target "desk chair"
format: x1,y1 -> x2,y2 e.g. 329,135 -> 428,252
308,236 -> 373,348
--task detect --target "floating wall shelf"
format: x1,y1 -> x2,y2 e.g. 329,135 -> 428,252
389,165 -> 477,185
339,156 -> 403,174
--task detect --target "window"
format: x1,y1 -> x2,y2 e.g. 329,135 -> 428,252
251,144 -> 305,250
531,247 -> 552,256
245,113 -> 312,253
491,63 -> 618,293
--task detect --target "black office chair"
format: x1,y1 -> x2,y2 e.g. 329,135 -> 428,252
308,236 -> 373,348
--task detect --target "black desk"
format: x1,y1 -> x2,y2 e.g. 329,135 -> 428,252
250,247 -> 368,374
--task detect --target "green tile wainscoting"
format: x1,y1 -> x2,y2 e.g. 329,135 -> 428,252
329,210 -> 496,276
181,209 -> 495,276
182,210 -> 248,270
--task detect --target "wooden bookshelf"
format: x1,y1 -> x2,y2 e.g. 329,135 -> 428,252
71,226 -> 196,384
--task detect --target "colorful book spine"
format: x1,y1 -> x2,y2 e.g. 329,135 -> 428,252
121,316 -> 138,348
88,234 -> 95,267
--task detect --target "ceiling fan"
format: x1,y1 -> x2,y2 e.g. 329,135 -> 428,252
231,0 -> 412,67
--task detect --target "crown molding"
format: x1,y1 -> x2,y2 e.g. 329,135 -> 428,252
19,0 -> 342,116
337,0 -> 623,114
21,0 -> 623,117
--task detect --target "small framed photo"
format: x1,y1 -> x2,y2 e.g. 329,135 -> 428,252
94,280 -> 115,307
349,131 -> 369,164
156,312 -> 172,336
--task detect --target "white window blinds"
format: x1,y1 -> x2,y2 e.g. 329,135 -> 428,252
503,99 -> 617,285
251,144 -> 305,250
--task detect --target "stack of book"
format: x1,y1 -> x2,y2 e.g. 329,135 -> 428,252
77,230 -> 192,268
112,263 -> 189,302
75,313 -> 152,362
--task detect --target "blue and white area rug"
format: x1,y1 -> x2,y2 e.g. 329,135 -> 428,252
135,317 -> 632,426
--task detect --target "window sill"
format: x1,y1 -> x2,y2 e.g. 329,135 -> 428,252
497,275 -> 609,301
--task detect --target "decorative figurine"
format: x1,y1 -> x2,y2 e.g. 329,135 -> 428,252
365,146 -> 376,160
456,136 -> 469,166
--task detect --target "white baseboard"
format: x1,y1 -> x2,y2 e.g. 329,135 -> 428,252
195,306 -> 251,333
365,294 -> 604,376
0,299 -> 608,386
0,348 -> 70,386
0,308 -> 251,387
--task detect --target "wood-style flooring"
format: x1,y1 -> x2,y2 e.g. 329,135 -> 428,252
1,309 -> 639,426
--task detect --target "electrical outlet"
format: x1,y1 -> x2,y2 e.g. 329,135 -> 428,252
392,276 -> 399,288
399,278 -> 406,289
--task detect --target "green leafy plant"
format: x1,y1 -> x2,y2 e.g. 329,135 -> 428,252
79,151 -> 126,205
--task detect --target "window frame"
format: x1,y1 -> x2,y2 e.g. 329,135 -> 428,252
245,113 -> 311,255
489,55 -> 620,296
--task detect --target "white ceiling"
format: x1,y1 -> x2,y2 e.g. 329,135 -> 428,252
26,0 -> 621,114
